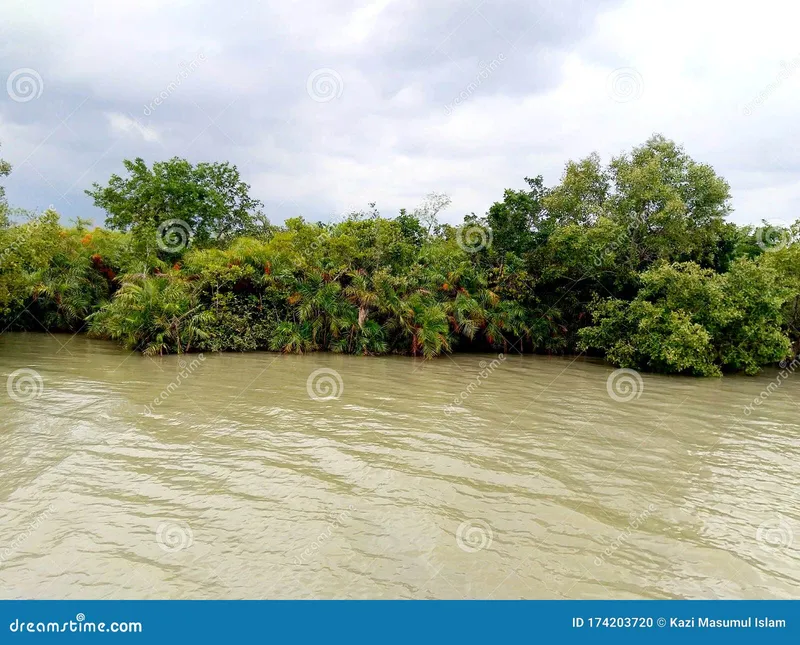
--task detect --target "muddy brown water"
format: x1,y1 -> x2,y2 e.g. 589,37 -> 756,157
0,333 -> 798,599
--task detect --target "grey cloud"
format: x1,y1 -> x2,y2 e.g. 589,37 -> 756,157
4,0 -> 790,229
1,0 -> 619,223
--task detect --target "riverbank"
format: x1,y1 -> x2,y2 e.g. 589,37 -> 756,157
2,135 -> 798,376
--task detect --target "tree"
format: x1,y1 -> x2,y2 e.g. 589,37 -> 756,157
579,260 -> 790,375
413,192 -> 452,236
543,153 -> 609,227
0,143 -> 12,228
758,228 -> 800,351
2,133 -> 796,372
607,134 -> 732,268
86,158 -> 264,253
395,210 -> 426,248
486,176 -> 547,258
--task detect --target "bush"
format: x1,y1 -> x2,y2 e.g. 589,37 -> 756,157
579,260 -> 791,375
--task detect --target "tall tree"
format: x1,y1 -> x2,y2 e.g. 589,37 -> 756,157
608,134 -> 732,268
486,176 -> 547,258
86,157 -> 264,252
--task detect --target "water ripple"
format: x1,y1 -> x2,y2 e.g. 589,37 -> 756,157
1,333 -> 798,599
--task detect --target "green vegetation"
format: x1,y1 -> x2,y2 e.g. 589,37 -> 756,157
1,135 -> 797,374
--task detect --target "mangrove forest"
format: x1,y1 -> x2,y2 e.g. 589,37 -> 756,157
1,134 -> 798,376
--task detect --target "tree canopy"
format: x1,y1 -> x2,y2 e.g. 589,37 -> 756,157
85,157 -> 265,253
0,135 -> 796,374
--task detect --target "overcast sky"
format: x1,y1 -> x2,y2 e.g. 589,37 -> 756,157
1,0 -> 798,228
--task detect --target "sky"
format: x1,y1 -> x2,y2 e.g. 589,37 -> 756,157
0,0 -> 798,228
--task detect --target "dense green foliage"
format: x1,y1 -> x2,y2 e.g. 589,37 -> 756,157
1,135 -> 798,374
85,157 -> 269,253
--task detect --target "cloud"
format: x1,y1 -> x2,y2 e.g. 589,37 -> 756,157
106,113 -> 161,144
0,0 -> 798,227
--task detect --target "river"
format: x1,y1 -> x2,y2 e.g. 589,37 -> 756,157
0,332 -> 798,599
